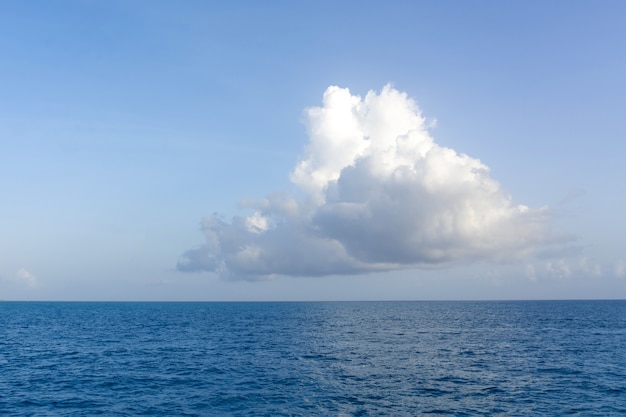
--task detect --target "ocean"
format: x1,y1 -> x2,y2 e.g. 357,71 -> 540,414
1,300 -> 625,416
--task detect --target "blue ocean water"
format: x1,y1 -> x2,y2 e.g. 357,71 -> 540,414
1,301 -> 625,416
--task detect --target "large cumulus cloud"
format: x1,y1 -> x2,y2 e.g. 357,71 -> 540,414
178,85 -> 557,280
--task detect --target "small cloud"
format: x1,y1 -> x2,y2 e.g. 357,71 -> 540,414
524,255 -> 609,282
15,268 -> 40,288
525,264 -> 537,282
179,85 -> 564,281
546,259 -> 572,280
578,257 -> 602,277
615,260 -> 626,278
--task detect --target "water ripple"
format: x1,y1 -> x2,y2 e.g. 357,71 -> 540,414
1,300 -> 625,415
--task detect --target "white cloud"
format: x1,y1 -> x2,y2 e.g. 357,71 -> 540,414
578,257 -> 602,277
14,268 -> 40,288
179,85 -> 561,280
615,260 -> 626,278
525,264 -> 537,282
546,259 -> 572,280
521,256 -> 607,282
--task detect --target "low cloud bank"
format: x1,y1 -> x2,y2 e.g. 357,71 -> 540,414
179,85 -> 558,280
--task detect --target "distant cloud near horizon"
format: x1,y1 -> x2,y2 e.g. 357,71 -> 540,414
179,85 -> 561,280
14,268 -> 39,288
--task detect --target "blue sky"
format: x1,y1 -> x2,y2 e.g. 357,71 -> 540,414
1,0 -> 625,301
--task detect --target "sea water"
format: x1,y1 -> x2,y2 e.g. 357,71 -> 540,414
1,300 -> 625,416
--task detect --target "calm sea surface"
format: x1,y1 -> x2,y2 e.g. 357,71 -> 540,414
1,300 -> 625,416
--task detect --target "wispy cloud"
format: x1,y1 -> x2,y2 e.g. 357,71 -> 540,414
557,188 -> 587,206
179,85 -> 562,280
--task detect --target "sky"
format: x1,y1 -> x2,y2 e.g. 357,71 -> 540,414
1,0 -> 625,301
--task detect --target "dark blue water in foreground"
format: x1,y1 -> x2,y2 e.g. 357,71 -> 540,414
1,301 -> 625,416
